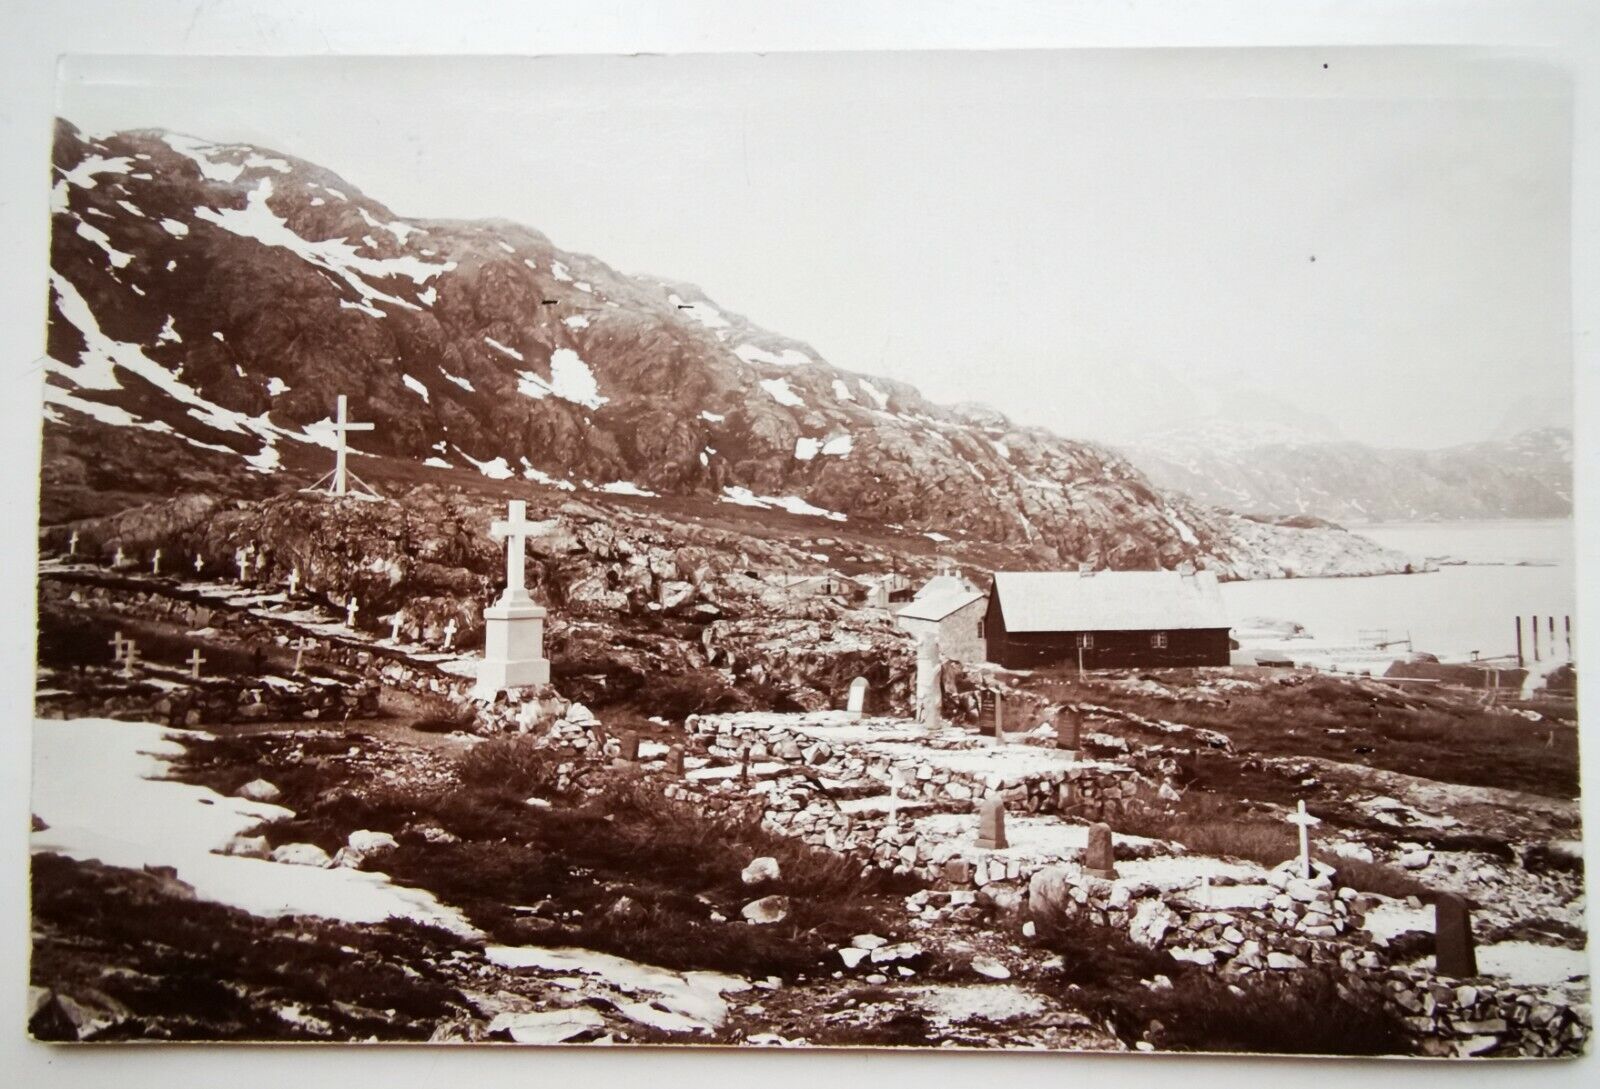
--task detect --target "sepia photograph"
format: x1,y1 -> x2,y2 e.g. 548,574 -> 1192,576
24,45 -> 1588,1058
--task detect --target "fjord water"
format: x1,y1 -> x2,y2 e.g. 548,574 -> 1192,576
1219,520 -> 1576,661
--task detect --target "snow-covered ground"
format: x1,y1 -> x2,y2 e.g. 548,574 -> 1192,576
31,718 -> 476,936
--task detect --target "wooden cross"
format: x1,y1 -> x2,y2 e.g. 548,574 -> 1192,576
488,499 -> 539,606
193,553 -> 204,574
287,568 -> 300,595
236,550 -> 252,581
344,597 -> 359,627
317,394 -> 375,497
107,630 -> 127,662
292,636 -> 313,674
113,546 -> 125,567
120,641 -> 139,679
67,529 -> 79,555
442,618 -> 458,650
388,612 -> 404,642
186,648 -> 206,680
1286,800 -> 1321,880
151,548 -> 162,575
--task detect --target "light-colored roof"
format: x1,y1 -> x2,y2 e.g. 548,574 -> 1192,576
991,570 -> 1228,633
896,588 -> 986,622
914,573 -> 978,600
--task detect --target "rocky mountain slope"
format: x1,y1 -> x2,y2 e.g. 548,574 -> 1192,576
1122,423 -> 1571,524
42,120 -> 1407,578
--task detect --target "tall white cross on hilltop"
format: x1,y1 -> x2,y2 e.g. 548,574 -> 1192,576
490,499 -> 539,607
305,394 -> 379,499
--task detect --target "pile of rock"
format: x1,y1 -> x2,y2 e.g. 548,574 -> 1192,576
1379,973 -> 1591,1057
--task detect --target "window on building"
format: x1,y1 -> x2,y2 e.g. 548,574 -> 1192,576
977,619 -> 986,638
1151,631 -> 1169,649
1076,633 -> 1094,649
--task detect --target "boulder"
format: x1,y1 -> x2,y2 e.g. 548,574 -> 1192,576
1027,865 -> 1078,924
741,856 -> 781,886
741,895 -> 790,925
219,834 -> 271,859
236,778 -> 281,803
271,842 -> 333,868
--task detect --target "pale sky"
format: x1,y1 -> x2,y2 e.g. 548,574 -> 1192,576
56,48 -> 1573,448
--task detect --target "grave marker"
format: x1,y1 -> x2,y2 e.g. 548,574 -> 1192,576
616,731 -> 640,763
119,641 -> 140,680
193,553 -> 204,574
305,394 -> 378,498
151,548 -> 162,575
1434,893 -> 1479,977
388,612 -> 404,642
915,629 -> 942,730
1084,822 -> 1116,879
846,676 -> 869,717
976,796 -> 1008,850
442,618 -> 458,650
344,597 -> 360,628
1285,800 -> 1321,880
113,546 -> 126,568
186,648 -> 206,680
107,631 -> 127,663
287,568 -> 300,595
664,745 -> 686,776
292,636 -> 313,674
67,529 -> 79,555
1054,708 -> 1081,756
475,499 -> 552,695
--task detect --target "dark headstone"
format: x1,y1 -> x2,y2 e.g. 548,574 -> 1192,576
944,856 -> 972,884
664,745 -> 685,776
1055,710 -> 1081,753
1434,893 -> 1478,977
1084,822 -> 1116,879
616,731 -> 640,763
977,796 -> 1008,850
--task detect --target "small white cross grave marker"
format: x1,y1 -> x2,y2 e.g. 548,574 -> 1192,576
236,550 -> 253,582
113,546 -> 125,568
186,648 -> 206,680
151,548 -> 162,575
292,636 -> 313,674
1286,800 -> 1322,880
441,617 -> 458,650
120,641 -> 139,679
344,597 -> 359,628
193,553 -> 204,574
107,630 -> 127,662
67,529 -> 79,556
388,612 -> 404,643
287,568 -> 300,595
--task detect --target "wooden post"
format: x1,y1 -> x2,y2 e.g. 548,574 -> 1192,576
1532,614 -> 1541,662
1515,617 -> 1524,667
1566,615 -> 1573,660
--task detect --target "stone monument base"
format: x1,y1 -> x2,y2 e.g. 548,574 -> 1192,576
474,596 -> 550,697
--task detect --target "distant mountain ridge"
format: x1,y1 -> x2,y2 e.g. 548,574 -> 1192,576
41,119 -> 1410,580
1121,425 -> 1571,523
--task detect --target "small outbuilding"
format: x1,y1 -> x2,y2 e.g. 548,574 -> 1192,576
984,564 -> 1230,670
895,566 -> 988,662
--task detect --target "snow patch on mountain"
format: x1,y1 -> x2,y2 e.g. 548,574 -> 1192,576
760,378 -> 804,408
735,344 -> 811,367
194,179 -> 454,314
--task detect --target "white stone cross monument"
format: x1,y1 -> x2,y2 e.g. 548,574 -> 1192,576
475,499 -> 551,696
441,618 -> 458,650
344,597 -> 360,628
151,548 -> 162,575
305,394 -> 379,498
187,648 -> 206,680
388,612 -> 404,643
68,529 -> 79,555
1286,800 -> 1321,880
